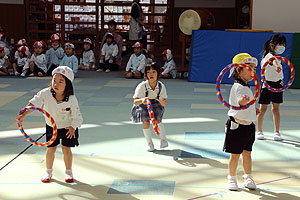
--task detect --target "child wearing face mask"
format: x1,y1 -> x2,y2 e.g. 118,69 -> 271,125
256,34 -> 287,141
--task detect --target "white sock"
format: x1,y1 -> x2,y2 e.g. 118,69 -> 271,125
158,123 -> 167,140
65,169 -> 72,175
227,175 -> 237,180
143,128 -> 153,144
46,168 -> 53,175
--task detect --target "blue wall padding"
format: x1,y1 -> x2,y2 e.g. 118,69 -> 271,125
188,30 -> 294,86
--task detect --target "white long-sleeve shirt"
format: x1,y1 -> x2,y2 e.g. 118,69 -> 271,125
29,88 -> 83,129
126,53 -> 146,73
101,43 -> 118,61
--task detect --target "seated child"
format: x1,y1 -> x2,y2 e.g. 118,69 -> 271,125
161,49 -> 177,79
98,33 -> 118,73
78,38 -> 95,70
124,42 -> 146,79
60,43 -> 78,76
0,45 -> 9,76
12,46 -> 29,76
24,41 -> 47,77
46,33 -> 65,75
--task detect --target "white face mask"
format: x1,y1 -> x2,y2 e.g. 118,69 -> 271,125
275,45 -> 285,55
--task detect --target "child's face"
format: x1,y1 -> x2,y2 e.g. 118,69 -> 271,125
65,47 -> 73,56
34,47 -> 42,54
18,51 -> 24,58
83,43 -> 91,51
134,47 -> 141,55
146,67 -> 158,82
52,41 -> 59,47
162,55 -> 167,61
52,74 -> 66,95
239,63 -> 256,82
108,24 -> 116,33
106,37 -> 112,44
0,50 -> 4,58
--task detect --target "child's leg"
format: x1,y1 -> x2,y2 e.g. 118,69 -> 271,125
46,146 -> 57,169
12,63 -> 17,72
271,103 -> 280,132
124,71 -> 134,78
229,153 -> 240,176
257,104 -> 268,132
142,121 -> 154,151
62,145 -> 73,170
157,121 -> 168,148
242,150 -> 256,189
134,70 -> 142,79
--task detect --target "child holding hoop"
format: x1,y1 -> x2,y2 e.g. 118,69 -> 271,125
131,64 -> 168,151
13,66 -> 83,183
224,53 -> 260,191
257,34 -> 286,141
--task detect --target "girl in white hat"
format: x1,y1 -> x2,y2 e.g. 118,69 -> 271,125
78,38 -> 95,70
124,42 -> 146,79
13,66 -> 83,183
161,49 -> 177,79
60,43 -> 78,76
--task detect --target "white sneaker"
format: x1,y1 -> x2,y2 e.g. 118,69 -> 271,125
256,131 -> 265,140
20,72 -> 26,77
41,172 -> 52,183
147,142 -> 155,152
273,131 -> 283,141
15,71 -> 20,76
227,176 -> 238,191
160,139 -> 168,148
96,68 -> 103,72
29,73 -> 34,77
65,172 -> 74,183
243,174 -> 256,190
105,69 -> 110,73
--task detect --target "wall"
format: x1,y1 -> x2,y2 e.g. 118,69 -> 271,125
174,0 -> 235,8
252,0 -> 300,32
0,0 -> 25,47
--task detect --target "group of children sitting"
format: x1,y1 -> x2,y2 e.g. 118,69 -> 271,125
0,20 -> 177,79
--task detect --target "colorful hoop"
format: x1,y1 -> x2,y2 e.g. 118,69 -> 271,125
145,98 -> 160,135
261,56 -> 295,92
17,106 -> 58,147
216,63 -> 260,110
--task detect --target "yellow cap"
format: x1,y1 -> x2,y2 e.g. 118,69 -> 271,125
232,53 -> 252,64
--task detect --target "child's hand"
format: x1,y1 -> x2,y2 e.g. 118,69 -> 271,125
276,66 -> 282,73
239,95 -> 250,106
256,108 -> 261,115
65,126 -> 75,139
156,98 -> 167,106
280,80 -> 284,86
142,98 -> 148,105
12,115 -> 25,124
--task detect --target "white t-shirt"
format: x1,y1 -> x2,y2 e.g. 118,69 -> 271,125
261,53 -> 283,84
133,80 -> 167,100
227,82 -> 257,122
101,43 -> 118,61
29,88 -> 83,129
80,50 -> 95,68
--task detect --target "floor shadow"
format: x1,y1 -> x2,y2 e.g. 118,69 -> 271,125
263,138 -> 300,148
153,149 -> 227,169
245,188 -> 300,200
52,179 -> 140,200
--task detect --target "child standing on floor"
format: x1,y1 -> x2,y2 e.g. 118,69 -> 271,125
98,33 -> 118,73
131,64 -> 168,151
223,53 -> 260,191
25,41 -> 47,77
78,38 -> 95,70
161,49 -> 177,79
13,66 -> 83,183
257,34 -> 287,141
60,43 -> 78,76
0,45 -> 9,76
125,42 -> 146,79
12,46 -> 29,76
46,33 -> 65,76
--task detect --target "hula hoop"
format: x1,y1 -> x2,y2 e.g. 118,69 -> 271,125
17,106 -> 58,147
261,56 -> 295,92
145,98 -> 160,135
216,63 -> 260,110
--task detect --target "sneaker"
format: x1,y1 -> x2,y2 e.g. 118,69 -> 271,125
256,131 -> 265,140
228,176 -> 238,191
105,69 -> 110,73
20,72 -> 26,77
273,131 -> 283,141
147,142 -> 155,152
15,71 -> 20,76
65,173 -> 74,183
243,174 -> 256,190
29,73 -> 34,77
41,172 -> 52,183
96,68 -> 103,72
160,139 -> 168,148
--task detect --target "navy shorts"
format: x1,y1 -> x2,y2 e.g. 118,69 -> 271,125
223,117 -> 255,154
258,80 -> 283,104
46,124 -> 79,147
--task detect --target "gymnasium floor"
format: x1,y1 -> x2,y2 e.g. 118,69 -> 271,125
0,70 -> 299,200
